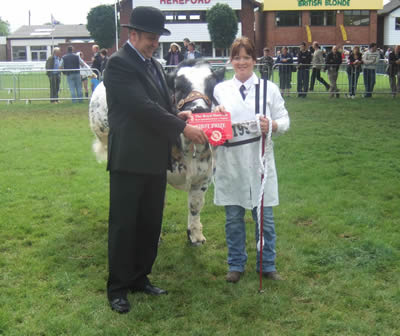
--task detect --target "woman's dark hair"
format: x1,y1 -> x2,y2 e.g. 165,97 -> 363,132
230,37 -> 257,61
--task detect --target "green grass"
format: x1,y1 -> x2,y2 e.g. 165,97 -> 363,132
1,97 -> 400,335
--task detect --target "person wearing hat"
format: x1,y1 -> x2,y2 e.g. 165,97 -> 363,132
103,6 -> 208,314
164,42 -> 184,72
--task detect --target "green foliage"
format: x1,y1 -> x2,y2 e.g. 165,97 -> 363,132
0,17 -> 10,36
206,3 -> 238,50
0,96 -> 400,335
86,5 -> 118,49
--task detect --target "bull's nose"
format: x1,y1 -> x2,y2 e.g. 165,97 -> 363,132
191,106 -> 209,113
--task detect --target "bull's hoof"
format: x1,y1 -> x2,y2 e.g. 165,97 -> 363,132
187,229 -> 206,247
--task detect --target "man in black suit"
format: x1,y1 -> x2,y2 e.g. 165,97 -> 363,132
103,6 -> 207,314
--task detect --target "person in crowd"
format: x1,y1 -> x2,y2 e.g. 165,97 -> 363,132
325,45 -> 343,98
387,45 -> 400,98
184,42 -> 201,60
103,6 -> 207,314
91,45 -> 102,86
362,42 -> 380,98
309,41 -> 330,91
100,48 -> 109,79
164,42 -> 184,72
385,48 -> 392,60
77,51 -> 96,98
45,47 -> 62,103
182,37 -> 190,54
275,46 -> 293,97
346,46 -> 363,99
212,36 -> 290,284
296,42 -> 312,98
61,46 -> 83,103
258,47 -> 274,80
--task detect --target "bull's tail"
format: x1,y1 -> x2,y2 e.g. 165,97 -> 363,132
92,138 -> 107,162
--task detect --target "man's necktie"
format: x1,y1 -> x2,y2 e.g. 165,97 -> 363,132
240,84 -> 247,100
145,59 -> 162,89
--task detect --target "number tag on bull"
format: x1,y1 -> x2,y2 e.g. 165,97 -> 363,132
188,112 -> 233,146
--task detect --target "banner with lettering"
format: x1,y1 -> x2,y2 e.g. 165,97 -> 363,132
263,0 -> 383,11
134,0 -> 242,11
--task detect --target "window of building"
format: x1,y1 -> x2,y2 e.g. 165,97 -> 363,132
343,10 -> 370,26
12,46 -> 27,61
396,17 -> 400,30
163,11 -> 206,23
275,12 -> 301,27
31,46 -> 47,61
310,11 -> 336,26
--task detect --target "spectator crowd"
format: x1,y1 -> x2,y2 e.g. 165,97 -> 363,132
45,39 -> 400,103
258,42 -> 400,99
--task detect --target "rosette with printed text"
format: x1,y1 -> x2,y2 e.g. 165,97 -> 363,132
188,112 -> 232,146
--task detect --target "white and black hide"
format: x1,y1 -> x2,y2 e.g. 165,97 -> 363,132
88,59 -> 225,245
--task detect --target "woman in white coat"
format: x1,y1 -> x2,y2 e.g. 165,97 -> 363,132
213,37 -> 290,283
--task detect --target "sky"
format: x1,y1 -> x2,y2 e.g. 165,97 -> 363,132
2,0 -> 116,32
1,0 -> 392,33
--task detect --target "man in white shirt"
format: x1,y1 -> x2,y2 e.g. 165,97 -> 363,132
362,42 -> 380,98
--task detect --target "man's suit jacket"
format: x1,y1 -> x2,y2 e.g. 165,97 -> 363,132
103,43 -> 186,175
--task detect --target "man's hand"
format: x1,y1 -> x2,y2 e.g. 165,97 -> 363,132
177,110 -> 192,121
183,125 -> 208,144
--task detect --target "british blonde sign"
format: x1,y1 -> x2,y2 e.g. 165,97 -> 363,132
263,0 -> 383,11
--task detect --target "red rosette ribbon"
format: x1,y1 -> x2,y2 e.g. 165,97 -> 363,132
205,128 -> 226,146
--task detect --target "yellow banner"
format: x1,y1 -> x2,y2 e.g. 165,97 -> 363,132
306,25 -> 312,42
263,0 -> 383,11
340,24 -> 348,41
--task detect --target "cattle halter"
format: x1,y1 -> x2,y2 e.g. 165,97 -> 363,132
177,90 -> 212,111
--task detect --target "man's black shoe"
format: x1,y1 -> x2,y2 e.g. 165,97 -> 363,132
109,297 -> 131,314
133,284 -> 168,296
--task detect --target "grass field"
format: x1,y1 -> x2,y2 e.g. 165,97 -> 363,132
1,96 -> 400,336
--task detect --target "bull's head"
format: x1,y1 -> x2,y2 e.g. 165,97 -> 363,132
167,59 -> 225,113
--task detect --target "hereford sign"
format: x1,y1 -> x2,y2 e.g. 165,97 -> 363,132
263,0 -> 383,10
133,0 -> 242,11
160,0 -> 211,3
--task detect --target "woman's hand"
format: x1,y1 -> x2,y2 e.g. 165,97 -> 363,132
213,105 -> 227,114
259,116 -> 277,134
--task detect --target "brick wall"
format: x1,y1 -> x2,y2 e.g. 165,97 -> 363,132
262,10 -> 378,55
119,0 -> 133,47
240,0 -> 255,43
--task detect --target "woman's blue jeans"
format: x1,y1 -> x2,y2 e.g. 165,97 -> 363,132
224,205 -> 276,273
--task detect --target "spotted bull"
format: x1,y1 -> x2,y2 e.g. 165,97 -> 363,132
89,59 -> 225,245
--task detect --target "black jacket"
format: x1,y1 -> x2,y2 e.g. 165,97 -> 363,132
103,43 -> 186,174
92,52 -> 102,74
297,50 -> 312,69
387,51 -> 400,76
326,51 -> 342,72
164,51 -> 184,66
62,53 -> 80,75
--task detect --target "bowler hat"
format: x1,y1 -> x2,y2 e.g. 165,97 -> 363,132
122,6 -> 170,36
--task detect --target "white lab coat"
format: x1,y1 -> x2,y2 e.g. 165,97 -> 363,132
212,73 -> 290,209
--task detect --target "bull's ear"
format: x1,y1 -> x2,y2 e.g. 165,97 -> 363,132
166,72 -> 176,90
212,67 -> 225,83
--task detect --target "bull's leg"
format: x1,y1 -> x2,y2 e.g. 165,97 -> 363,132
187,188 -> 207,246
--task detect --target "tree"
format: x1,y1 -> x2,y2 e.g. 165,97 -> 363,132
87,5 -> 119,49
206,4 -> 238,53
0,17 -> 10,36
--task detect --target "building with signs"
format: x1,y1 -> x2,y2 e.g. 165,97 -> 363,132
119,0 -> 260,58
257,0 -> 384,55
378,0 -> 400,48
